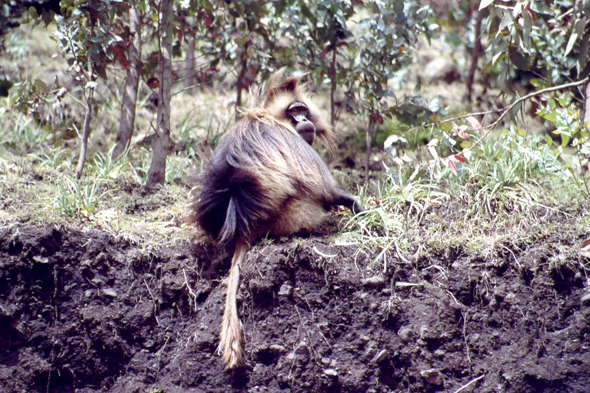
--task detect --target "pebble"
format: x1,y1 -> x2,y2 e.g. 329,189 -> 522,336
32,255 -> 49,264
278,282 -> 293,296
398,326 -> 413,342
323,368 -> 338,377
419,325 -> 429,339
295,341 -> 309,355
270,344 -> 287,354
372,349 -> 388,363
102,288 -> 117,298
420,368 -> 441,385
143,339 -> 155,348
361,276 -> 386,288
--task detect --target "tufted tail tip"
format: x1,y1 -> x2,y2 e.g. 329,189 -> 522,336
219,323 -> 244,369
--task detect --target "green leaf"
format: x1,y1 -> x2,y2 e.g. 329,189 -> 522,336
499,12 -> 513,31
530,2 -> 551,15
255,50 -> 273,59
575,17 -> 587,37
492,51 -> 505,66
202,0 -> 213,12
510,101 -> 522,119
28,6 -> 38,18
429,96 -> 441,112
523,10 -> 532,48
512,2 -> 523,17
561,134 -> 571,147
479,0 -> 494,11
542,112 -> 557,122
510,51 -> 529,71
481,59 -> 494,73
33,79 -> 49,93
441,122 -> 453,132
546,134 -> 553,147
578,34 -> 589,74
564,32 -> 578,58
556,96 -> 568,106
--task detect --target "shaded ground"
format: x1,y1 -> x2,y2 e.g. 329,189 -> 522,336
1,213 -> 589,392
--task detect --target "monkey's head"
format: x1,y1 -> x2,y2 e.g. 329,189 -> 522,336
254,71 -> 332,146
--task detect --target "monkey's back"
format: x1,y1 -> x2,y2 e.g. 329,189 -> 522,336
194,117 -> 337,245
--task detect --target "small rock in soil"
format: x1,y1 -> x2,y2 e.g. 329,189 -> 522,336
361,276 -> 386,288
295,341 -> 310,355
372,349 -> 388,363
269,344 -> 287,354
398,326 -> 413,342
419,325 -> 429,339
420,368 -> 442,385
278,281 -> 293,296
32,255 -> 49,264
102,288 -> 117,298
143,339 -> 155,349
364,340 -> 377,358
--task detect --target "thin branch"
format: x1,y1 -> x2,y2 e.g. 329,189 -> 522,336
66,92 -> 88,109
172,81 -> 211,96
406,109 -> 502,133
65,24 -> 89,82
466,76 -> 590,152
453,375 -> 485,393
408,77 -> 590,152
556,7 -> 574,21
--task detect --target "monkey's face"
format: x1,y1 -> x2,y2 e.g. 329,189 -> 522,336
287,102 -> 316,145
261,73 -> 332,146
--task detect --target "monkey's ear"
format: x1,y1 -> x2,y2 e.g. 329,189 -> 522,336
282,76 -> 299,92
265,74 -> 300,102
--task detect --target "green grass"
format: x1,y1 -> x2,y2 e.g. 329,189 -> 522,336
52,175 -> 111,218
1,23 -> 589,276
335,124 -> 588,272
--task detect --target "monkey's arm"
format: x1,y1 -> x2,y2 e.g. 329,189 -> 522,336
330,191 -> 365,214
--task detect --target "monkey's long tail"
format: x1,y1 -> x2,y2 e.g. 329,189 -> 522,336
219,240 -> 249,369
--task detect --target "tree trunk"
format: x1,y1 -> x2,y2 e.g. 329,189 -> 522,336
580,80 -> 590,196
113,6 -> 142,159
184,24 -> 196,94
466,9 -> 483,103
235,55 -> 247,118
75,66 -> 95,179
330,47 -> 337,127
145,0 -> 174,189
365,115 -> 375,183
584,81 -> 590,127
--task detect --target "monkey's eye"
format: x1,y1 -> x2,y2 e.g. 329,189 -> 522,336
287,102 -> 308,122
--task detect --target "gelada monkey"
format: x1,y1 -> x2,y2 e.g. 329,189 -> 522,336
193,71 -> 364,369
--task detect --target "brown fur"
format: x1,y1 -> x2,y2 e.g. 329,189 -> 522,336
193,72 -> 364,369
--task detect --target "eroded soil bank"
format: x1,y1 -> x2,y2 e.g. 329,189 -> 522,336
1,221 -> 589,392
